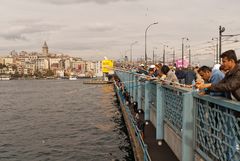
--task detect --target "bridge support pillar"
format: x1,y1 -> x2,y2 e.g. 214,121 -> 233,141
182,92 -> 194,161
156,84 -> 164,140
144,81 -> 150,121
133,75 -> 137,102
129,73 -> 132,98
137,80 -> 142,111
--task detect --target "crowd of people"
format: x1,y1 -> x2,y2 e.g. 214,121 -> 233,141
115,49 -> 240,160
124,49 -> 240,102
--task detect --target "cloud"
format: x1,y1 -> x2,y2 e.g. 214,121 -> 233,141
50,38 -> 121,51
86,23 -> 116,32
0,24 -> 63,41
2,33 -> 27,41
39,0 -> 137,5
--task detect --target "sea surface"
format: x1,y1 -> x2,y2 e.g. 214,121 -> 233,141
0,79 -> 134,161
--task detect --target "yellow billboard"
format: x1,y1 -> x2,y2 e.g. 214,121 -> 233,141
102,60 -> 113,73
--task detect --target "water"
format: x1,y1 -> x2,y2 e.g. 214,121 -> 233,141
0,80 -> 134,161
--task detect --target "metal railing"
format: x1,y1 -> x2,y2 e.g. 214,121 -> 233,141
115,69 -> 240,161
115,79 -> 152,161
193,93 -> 240,161
162,84 -> 189,136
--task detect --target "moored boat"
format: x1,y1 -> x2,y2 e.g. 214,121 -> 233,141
0,75 -> 11,80
69,75 -> 77,80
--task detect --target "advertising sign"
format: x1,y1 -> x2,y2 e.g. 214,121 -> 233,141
102,60 -> 113,73
175,59 -> 189,68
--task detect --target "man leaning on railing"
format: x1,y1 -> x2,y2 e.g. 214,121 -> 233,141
196,50 -> 240,101
197,65 -> 225,97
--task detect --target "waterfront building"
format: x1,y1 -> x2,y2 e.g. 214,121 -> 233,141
95,61 -> 103,77
49,57 -> 61,70
17,65 -> 24,75
4,56 -> 14,65
24,62 -> 36,75
27,52 -> 38,62
72,60 -> 86,75
36,56 -> 49,72
64,59 -> 71,70
0,41 -> 102,77
85,61 -> 95,72
0,57 -> 4,64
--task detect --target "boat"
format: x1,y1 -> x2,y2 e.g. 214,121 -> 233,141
69,75 -> 77,80
0,75 -> 11,80
46,76 -> 55,79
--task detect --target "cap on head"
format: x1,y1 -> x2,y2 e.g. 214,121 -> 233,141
149,65 -> 155,68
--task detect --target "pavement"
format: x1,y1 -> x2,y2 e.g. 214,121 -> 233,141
129,103 -> 179,161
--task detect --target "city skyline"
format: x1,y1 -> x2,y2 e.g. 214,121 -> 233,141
0,0 -> 240,65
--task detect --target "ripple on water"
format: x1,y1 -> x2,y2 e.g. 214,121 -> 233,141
0,80 -> 134,161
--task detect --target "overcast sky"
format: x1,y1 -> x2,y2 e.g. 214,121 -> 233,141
0,0 -> 240,65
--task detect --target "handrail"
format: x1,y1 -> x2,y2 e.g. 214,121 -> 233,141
193,92 -> 240,161
115,80 -> 152,161
193,92 -> 240,112
127,106 -> 152,161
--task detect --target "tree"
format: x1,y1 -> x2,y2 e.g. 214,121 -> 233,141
11,71 -> 21,79
0,63 -> 7,69
44,70 -> 54,77
12,64 -> 17,71
34,71 -> 43,78
64,71 -> 70,77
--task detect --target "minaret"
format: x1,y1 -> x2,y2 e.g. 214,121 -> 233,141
42,41 -> 48,55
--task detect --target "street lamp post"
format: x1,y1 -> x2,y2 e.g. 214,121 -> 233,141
130,41 -> 138,65
163,45 -> 168,65
152,47 -> 157,64
212,37 -> 218,64
188,45 -> 191,67
170,47 -> 175,65
219,26 -> 240,64
145,22 -> 158,66
181,37 -> 189,68
219,26 -> 225,64
124,49 -> 129,64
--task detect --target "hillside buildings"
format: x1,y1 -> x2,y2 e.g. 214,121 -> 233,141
0,42 -> 103,78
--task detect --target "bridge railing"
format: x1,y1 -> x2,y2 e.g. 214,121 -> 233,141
161,84 -> 190,135
115,70 -> 152,161
115,69 -> 240,161
140,80 -> 145,110
193,93 -> 240,161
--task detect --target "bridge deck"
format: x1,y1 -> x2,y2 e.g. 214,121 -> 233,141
129,105 -> 179,161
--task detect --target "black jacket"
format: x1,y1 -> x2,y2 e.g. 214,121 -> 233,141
211,64 -> 240,101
